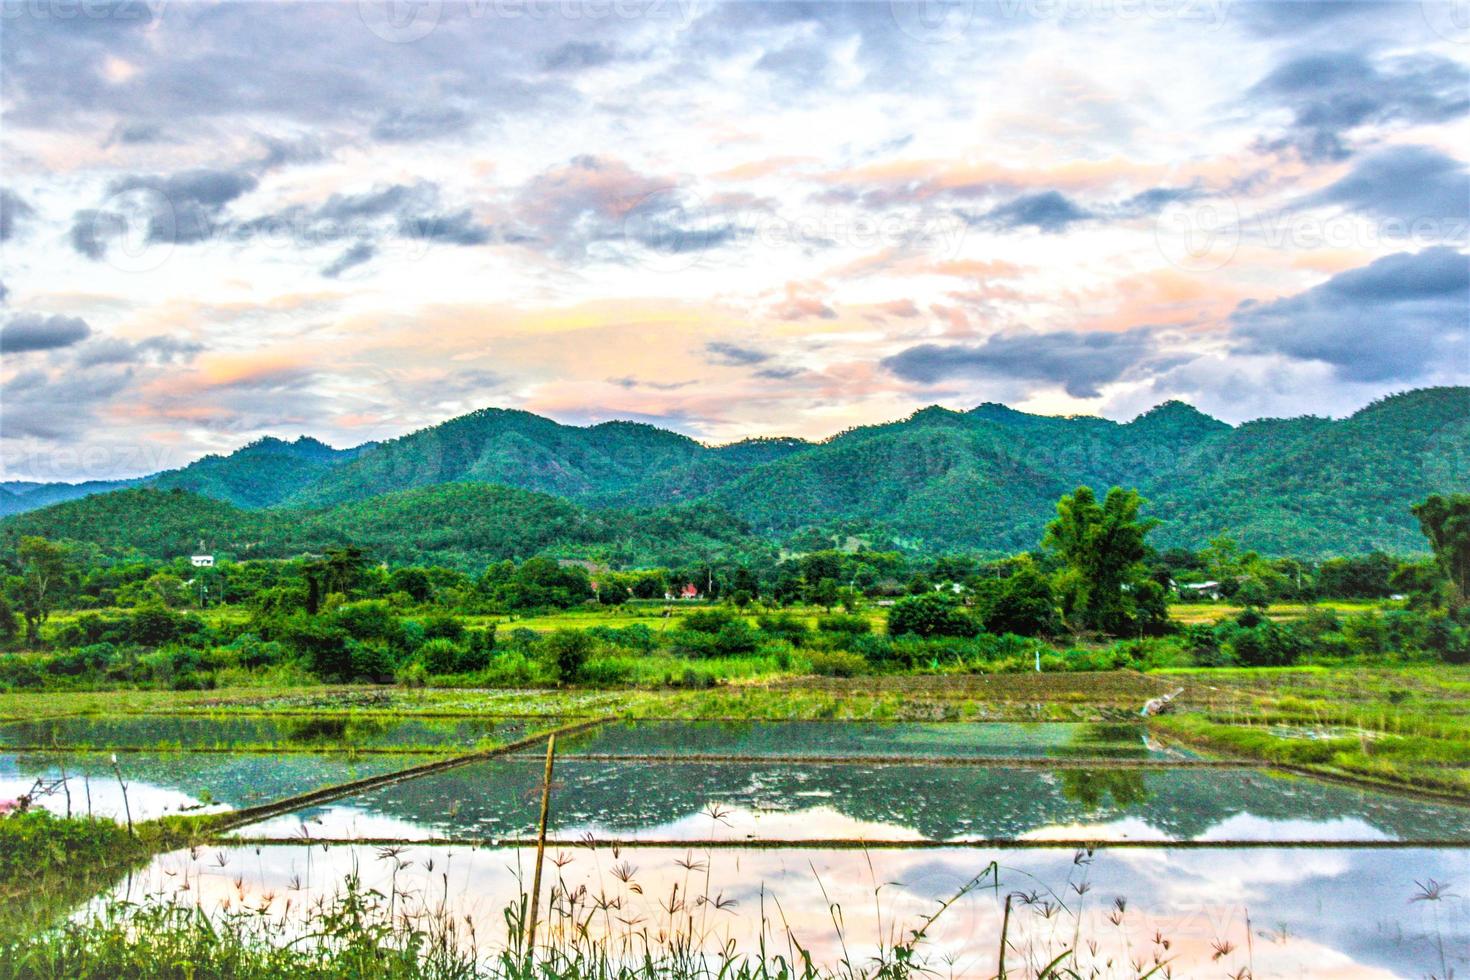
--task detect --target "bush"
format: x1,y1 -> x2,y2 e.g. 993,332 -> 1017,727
711,620 -> 759,656
417,637 -> 466,675
887,592 -> 979,639
543,629 -> 592,682
681,609 -> 737,634
807,649 -> 866,677
422,614 -> 465,643
348,641 -> 395,683
756,613 -> 810,645
816,613 -> 870,636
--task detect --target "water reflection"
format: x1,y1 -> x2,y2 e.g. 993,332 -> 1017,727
0,715 -> 555,751
118,842 -> 1470,977
554,720 -> 1189,760
235,759 -> 1470,843
0,751 -> 438,822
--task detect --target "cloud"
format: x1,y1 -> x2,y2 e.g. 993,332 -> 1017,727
1230,246 -> 1469,382
74,335 -> 204,368
0,189 -> 36,241
882,327 -> 1164,398
0,314 -> 93,353
322,241 -> 376,278
398,208 -> 492,246
705,342 -> 770,366
71,167 -> 259,256
0,366 -> 135,440
1248,51 -> 1470,161
542,41 -> 621,71
1302,145 -> 1470,224
513,156 -> 739,260
0,281 -> 8,305
370,106 -> 472,143
974,191 -> 1093,233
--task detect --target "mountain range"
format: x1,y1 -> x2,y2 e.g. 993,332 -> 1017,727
2,387 -> 1465,565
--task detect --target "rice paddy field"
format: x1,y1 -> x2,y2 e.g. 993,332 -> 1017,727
2,670 -> 1468,977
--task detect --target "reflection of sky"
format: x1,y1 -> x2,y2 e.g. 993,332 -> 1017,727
0,752 -> 433,824
229,760 -> 1470,844
121,844 -> 1468,978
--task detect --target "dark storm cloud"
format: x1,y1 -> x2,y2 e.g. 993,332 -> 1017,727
1231,246 -> 1469,382
0,314 -> 92,353
882,327 -> 1163,398
1302,145 -> 1470,225
1247,51 -> 1470,161
974,191 -> 1093,233
0,189 -> 36,241
705,342 -> 771,366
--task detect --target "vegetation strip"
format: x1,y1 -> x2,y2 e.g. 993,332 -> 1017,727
501,751 -> 1243,768
207,716 -> 611,834
216,835 -> 1470,850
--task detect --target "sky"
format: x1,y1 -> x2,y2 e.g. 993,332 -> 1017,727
1,0 -> 1467,481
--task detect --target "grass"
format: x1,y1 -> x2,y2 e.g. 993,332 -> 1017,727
0,809 -> 217,939
0,831 -> 1218,979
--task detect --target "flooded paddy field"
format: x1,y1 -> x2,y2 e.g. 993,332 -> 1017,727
13,713 -> 1470,976
123,841 -> 1469,977
0,750 -> 442,822
0,713 -> 568,752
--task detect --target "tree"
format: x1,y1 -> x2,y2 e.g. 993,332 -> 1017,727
983,564 -> 1059,636
887,592 -> 978,639
1412,494 -> 1470,607
808,577 -> 839,612
1042,486 -> 1160,635
12,537 -> 68,647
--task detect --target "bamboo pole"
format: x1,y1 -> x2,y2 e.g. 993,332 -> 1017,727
524,733 -> 557,954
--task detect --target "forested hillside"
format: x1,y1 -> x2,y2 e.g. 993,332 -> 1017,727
0,484 -> 767,570
3,388 -> 1464,560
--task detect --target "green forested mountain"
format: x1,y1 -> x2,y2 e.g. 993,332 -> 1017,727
0,483 -> 764,570
3,387 -> 1465,561
150,436 -> 368,508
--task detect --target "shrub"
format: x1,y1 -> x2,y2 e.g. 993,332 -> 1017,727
756,613 -> 810,645
417,637 -> 466,675
807,649 -> 866,677
422,614 -> 465,643
543,629 -> 591,682
816,613 -> 870,636
711,620 -> 759,656
887,592 -> 979,639
681,609 -> 737,634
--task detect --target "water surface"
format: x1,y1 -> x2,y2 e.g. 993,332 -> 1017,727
119,841 -> 1470,978
0,751 -> 439,822
233,757 -> 1470,843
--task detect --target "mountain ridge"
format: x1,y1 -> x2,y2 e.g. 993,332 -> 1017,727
2,387 -> 1465,558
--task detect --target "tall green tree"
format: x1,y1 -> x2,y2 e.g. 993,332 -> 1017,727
1043,486 -> 1161,635
1412,493 -> 1470,606
11,536 -> 69,647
